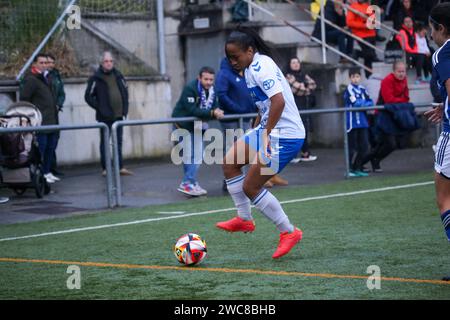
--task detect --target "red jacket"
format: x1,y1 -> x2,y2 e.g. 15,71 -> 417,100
396,25 -> 418,54
380,73 -> 410,104
346,2 -> 377,39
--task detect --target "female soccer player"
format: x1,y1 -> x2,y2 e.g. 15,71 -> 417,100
424,3 -> 450,281
216,29 -> 305,259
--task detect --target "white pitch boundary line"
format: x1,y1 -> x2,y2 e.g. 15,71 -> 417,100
0,181 -> 433,242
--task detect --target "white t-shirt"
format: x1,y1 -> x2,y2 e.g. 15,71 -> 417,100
244,52 -> 305,139
416,34 -> 430,55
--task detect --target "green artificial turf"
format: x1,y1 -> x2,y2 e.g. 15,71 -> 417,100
0,172 -> 449,300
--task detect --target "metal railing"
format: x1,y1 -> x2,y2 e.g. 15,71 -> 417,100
110,102 -> 436,207
0,123 -> 114,208
243,0 -> 373,74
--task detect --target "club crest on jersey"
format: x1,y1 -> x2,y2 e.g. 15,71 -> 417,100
263,79 -> 275,91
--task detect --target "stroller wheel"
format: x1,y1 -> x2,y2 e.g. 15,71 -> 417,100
13,187 -> 27,196
33,167 -> 45,199
44,182 -> 51,195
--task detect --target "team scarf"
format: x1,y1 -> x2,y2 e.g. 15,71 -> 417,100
197,80 -> 215,110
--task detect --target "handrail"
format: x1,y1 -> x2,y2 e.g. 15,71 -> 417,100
111,102 -> 435,206
242,0 -> 373,74
285,0 -> 383,54
330,0 -> 399,35
0,122 -> 115,208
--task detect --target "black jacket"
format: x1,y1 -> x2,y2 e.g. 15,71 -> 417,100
84,67 -> 129,122
20,71 -> 57,125
312,1 -> 346,39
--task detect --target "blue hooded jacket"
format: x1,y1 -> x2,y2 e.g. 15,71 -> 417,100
215,58 -> 256,121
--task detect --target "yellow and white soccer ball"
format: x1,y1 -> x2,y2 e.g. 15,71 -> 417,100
173,233 -> 207,266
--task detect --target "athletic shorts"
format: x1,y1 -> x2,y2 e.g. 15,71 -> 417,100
435,132 -> 450,179
242,127 -> 304,175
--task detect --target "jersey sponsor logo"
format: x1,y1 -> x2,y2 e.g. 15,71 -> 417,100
263,79 -> 275,91
187,97 -> 195,103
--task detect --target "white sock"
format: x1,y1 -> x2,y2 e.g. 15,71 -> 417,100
252,189 -> 294,233
226,174 -> 253,221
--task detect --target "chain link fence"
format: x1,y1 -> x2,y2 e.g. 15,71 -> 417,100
0,0 -> 159,80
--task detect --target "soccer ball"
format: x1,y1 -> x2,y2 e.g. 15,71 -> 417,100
173,233 -> 207,266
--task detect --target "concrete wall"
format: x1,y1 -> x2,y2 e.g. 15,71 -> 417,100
56,78 -> 173,166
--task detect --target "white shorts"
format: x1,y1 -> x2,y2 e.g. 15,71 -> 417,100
435,132 -> 450,178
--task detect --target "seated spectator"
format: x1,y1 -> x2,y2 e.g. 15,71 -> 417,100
312,0 -> 354,61
343,68 -> 373,177
285,57 -> 318,162
415,22 -> 433,82
393,0 -> 415,31
346,0 -> 378,78
396,16 -> 422,82
362,61 -> 419,172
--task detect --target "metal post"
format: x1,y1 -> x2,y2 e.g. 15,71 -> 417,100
16,0 -> 78,81
111,122 -> 122,207
343,110 -> 350,178
101,124 -> 115,208
248,0 -> 253,21
156,0 -> 166,75
320,0 -> 327,64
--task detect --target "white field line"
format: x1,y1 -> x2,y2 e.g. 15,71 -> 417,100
0,181 -> 433,242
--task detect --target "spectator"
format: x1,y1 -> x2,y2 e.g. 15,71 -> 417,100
415,22 -> 433,82
171,66 -> 224,196
46,53 -> 65,177
20,53 -> 60,184
285,57 -> 318,162
343,68 -> 373,177
312,0 -> 354,61
346,0 -> 378,78
362,61 -> 419,172
84,51 -> 133,176
396,16 -> 421,82
393,0 -> 415,31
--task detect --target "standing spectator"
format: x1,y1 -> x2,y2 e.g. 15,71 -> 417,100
285,57 -> 318,162
46,53 -> 65,177
343,68 -> 373,177
20,53 -> 59,184
216,57 -> 254,190
346,0 -> 378,78
312,0 -> 354,61
84,51 -> 133,176
362,61 -> 414,172
172,66 -> 224,196
216,57 -> 255,154
393,0 -> 415,31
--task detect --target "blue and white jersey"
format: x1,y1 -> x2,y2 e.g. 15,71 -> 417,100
244,52 -> 305,139
432,39 -> 450,132
343,83 -> 373,132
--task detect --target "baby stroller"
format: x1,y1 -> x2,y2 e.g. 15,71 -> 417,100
0,101 -> 50,198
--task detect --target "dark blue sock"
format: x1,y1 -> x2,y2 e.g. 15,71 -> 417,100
442,210 -> 450,242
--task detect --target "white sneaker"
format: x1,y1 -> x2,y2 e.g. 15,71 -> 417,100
193,183 -> 208,196
48,173 -> 60,181
44,173 -> 56,184
177,183 -> 202,196
300,155 -> 318,162
290,158 -> 301,164
0,197 -> 9,204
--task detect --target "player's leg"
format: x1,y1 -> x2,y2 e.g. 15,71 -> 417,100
434,132 -> 450,280
243,138 -> 304,259
217,136 -> 258,232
